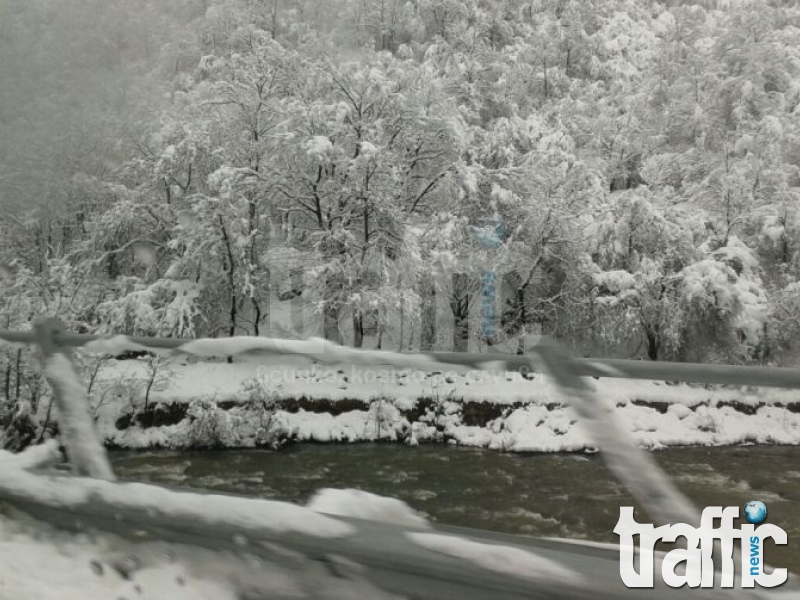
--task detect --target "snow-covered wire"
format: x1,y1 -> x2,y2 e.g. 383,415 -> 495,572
4,321 -> 800,531
2,328 -> 800,388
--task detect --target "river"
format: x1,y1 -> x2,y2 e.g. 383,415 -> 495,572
111,444 -> 800,572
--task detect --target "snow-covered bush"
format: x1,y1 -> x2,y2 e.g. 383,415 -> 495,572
767,281 -> 800,359
240,373 -> 282,443
185,399 -> 231,448
1,400 -> 38,451
185,397 -> 281,449
186,368 -> 284,448
368,397 -> 407,441
90,355 -> 171,423
95,278 -> 201,338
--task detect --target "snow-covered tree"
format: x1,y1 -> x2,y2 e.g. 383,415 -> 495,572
270,51 -> 462,344
4,0 -> 800,365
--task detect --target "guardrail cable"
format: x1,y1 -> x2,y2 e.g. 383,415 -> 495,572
2,319 -> 799,532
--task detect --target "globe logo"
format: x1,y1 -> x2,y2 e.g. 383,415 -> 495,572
744,500 -> 767,524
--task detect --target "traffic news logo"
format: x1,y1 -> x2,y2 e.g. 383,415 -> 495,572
614,502 -> 788,588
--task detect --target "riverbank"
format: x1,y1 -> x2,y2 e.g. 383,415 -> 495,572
93,358 -> 800,452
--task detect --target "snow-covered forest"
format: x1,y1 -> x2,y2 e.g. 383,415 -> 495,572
3,0 -> 800,411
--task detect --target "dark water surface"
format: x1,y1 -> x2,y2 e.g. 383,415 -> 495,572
110,444 -> 800,572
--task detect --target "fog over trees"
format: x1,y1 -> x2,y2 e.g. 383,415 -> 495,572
2,0 -> 800,380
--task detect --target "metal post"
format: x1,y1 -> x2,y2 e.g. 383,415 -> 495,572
34,318 -> 115,481
536,339 -> 699,527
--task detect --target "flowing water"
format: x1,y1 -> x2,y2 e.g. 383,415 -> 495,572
111,444 -> 800,573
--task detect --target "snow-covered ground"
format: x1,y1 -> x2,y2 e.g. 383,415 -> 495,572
308,487 -> 431,529
91,357 -> 800,452
0,494 -> 408,600
0,514 -> 241,600
0,447 -> 410,600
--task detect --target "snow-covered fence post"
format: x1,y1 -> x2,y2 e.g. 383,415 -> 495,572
535,339 -> 698,528
34,318 -> 115,481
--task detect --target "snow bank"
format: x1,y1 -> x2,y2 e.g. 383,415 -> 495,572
100,392 -> 800,453
0,465 -> 354,539
93,358 -> 800,407
0,515 -> 239,600
0,513 -> 407,600
0,440 -> 61,470
91,360 -> 800,453
308,488 -> 430,529
407,532 -> 582,585
450,399 -> 800,452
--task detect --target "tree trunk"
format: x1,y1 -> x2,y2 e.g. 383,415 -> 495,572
252,296 -> 262,336
420,273 -> 437,351
13,349 -> 22,401
143,363 -> 157,415
543,54 -> 549,99
450,273 -> 471,353
352,311 -> 364,348
323,274 -> 342,345
218,214 -> 237,363
516,288 -> 528,355
646,327 -> 660,361
323,304 -> 341,344
290,269 -> 304,336
782,230 -> 790,264
106,250 -> 119,279
227,292 -> 237,361
3,360 -> 10,402
398,295 -> 405,351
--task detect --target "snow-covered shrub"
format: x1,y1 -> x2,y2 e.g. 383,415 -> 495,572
1,400 -> 38,451
185,396 -> 280,449
767,281 -> 800,359
416,382 -> 465,442
185,399 -> 231,448
94,371 -> 142,418
95,278 -> 201,338
186,367 -> 284,448
240,372 -> 281,408
368,397 -> 407,441
91,356 -> 171,424
239,373 -> 282,444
